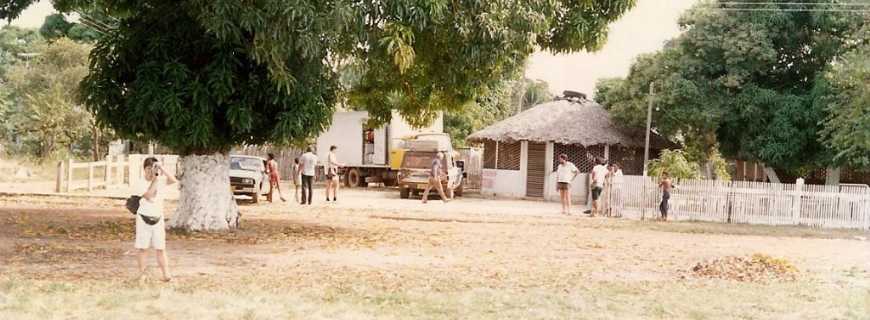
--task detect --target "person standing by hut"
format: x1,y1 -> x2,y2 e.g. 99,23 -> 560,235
590,157 -> 609,217
553,154 -> 579,215
265,153 -> 286,202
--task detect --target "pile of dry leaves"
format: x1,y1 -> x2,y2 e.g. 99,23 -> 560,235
690,254 -> 799,282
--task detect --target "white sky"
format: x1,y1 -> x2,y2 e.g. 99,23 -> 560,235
526,0 -> 699,96
10,0 -> 699,97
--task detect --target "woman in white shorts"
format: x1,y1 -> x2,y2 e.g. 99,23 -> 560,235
136,157 -> 177,282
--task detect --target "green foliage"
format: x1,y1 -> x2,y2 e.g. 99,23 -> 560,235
445,75 -> 553,147
1,38 -> 109,159
39,13 -> 73,39
818,41 -> 870,167
0,0 -> 37,23
39,13 -> 99,42
0,26 -> 40,75
648,149 -> 700,180
29,0 -> 632,156
594,1 -> 867,175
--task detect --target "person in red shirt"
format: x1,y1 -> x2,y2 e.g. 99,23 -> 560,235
266,153 -> 286,202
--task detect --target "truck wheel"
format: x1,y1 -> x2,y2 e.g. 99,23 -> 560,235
347,168 -> 365,188
400,187 -> 410,199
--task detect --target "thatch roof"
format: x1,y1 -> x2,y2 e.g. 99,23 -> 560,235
467,99 -> 676,149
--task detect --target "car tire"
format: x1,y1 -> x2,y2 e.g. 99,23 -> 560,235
252,192 -> 259,204
400,187 -> 410,199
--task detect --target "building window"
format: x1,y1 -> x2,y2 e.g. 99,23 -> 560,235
482,140 -> 521,171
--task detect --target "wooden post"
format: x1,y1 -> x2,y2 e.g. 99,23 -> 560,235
88,162 -> 95,192
55,161 -> 64,193
66,159 -> 74,192
104,156 -> 111,188
792,178 -> 804,225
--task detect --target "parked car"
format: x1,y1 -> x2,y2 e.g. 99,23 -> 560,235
229,155 -> 267,203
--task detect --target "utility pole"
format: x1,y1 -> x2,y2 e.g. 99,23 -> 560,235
642,82 -> 654,177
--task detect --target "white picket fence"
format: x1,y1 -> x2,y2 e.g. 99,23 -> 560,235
612,175 -> 870,230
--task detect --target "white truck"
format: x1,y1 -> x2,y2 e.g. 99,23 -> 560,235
315,111 -> 443,187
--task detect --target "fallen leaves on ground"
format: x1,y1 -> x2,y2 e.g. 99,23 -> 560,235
690,254 -> 799,282
9,242 -> 123,264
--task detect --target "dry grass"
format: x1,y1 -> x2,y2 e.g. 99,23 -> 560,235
1,275 -> 868,319
0,195 -> 869,319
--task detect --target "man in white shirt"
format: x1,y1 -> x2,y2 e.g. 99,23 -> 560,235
553,154 -> 579,215
590,157 -> 610,217
136,157 -> 177,282
325,145 -> 343,202
299,146 -> 318,205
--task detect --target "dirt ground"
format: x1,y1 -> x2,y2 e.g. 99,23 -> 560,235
1,188 -> 869,319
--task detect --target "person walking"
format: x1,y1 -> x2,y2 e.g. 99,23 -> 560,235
299,147 -> 318,205
292,157 -> 301,203
265,153 -> 286,202
421,152 -> 450,204
589,157 -> 609,217
135,157 -> 177,282
325,145 -> 343,202
553,154 -> 579,215
659,171 -> 673,221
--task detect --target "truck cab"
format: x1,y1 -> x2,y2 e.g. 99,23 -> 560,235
398,134 -> 464,199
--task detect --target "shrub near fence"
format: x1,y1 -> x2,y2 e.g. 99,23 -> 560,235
615,175 -> 870,230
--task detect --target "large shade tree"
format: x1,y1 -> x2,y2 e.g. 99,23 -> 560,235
594,0 -> 867,180
3,0 -> 637,231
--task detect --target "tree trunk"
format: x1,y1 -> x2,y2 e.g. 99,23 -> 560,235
763,166 -> 780,183
169,153 -> 240,231
825,167 -> 841,186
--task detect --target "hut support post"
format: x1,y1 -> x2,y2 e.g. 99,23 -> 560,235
494,141 -> 499,170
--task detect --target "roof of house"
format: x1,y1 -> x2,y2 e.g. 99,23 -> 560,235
466,99 -> 676,149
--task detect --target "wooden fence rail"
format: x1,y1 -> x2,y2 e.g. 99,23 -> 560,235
610,175 -> 870,230
55,155 -> 130,193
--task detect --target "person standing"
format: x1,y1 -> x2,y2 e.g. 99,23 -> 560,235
292,157 -> 301,203
659,171 -> 673,221
610,163 -> 625,217
265,153 -> 286,202
553,154 -> 579,215
421,152 -> 450,204
325,145 -> 343,202
135,157 -> 177,282
299,147 -> 318,205
589,157 -> 609,217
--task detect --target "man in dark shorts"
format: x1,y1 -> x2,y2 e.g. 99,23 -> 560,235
590,157 -> 609,217
659,171 -> 673,221
553,154 -> 578,215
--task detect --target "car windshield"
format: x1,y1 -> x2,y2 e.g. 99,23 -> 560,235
230,157 -> 263,171
403,152 -> 436,169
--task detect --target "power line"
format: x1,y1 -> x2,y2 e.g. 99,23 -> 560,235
718,2 -> 870,6
715,8 -> 870,12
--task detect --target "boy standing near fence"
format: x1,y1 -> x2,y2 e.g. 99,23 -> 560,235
659,171 -> 672,221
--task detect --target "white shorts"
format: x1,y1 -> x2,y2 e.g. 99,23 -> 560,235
135,215 -> 166,250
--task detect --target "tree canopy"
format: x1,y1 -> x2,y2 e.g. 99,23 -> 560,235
594,1 -> 867,176
817,25 -> 870,168
2,0 -> 636,156
39,13 -> 99,42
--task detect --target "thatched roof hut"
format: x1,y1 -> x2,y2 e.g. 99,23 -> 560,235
467,98 -> 677,200
467,99 -> 674,149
